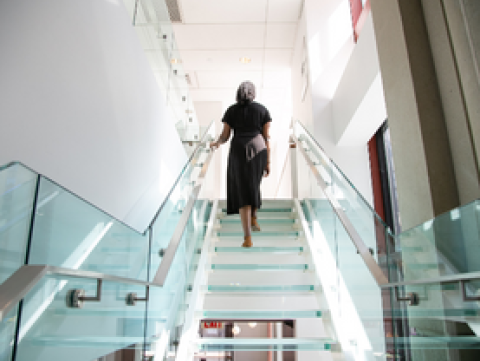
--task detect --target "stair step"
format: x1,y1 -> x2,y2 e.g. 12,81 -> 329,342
199,309 -> 322,319
28,336 -> 158,348
208,270 -> 316,285
216,231 -> 300,237
204,285 -> 317,292
217,199 -> 294,208
213,239 -> 304,247
51,308 -> 167,319
220,218 -> 295,224
220,208 -> 293,214
211,264 -> 310,271
196,337 -> 335,351
203,294 -> 320,310
211,253 -> 308,264
218,224 -> 298,232
220,213 -> 296,220
215,246 -> 304,253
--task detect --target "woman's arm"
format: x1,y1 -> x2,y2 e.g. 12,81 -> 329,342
210,123 -> 231,149
262,122 -> 271,177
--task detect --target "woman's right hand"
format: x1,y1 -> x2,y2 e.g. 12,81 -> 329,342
210,141 -> 219,150
264,163 -> 270,177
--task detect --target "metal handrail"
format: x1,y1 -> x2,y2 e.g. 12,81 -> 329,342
0,146 -> 216,321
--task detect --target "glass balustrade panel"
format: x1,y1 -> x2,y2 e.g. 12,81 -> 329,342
0,305 -> 18,361
14,274 -> 148,361
149,146 -> 211,282
28,178 -> 150,281
146,198 -> 211,358
389,281 -> 480,360
124,0 -> 174,103
393,200 -> 480,283
297,145 -> 387,360
294,121 -> 389,262
0,163 -> 38,283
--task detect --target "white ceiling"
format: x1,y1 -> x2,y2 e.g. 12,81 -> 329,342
173,0 -> 303,124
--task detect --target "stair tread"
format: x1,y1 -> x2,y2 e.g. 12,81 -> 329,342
203,294 -> 320,310
197,337 -> 334,344
29,335 -> 159,347
214,246 -> 304,253
196,337 -> 335,351
204,285 -> 317,292
208,271 -> 316,285
199,309 -> 322,319
211,264 -> 310,270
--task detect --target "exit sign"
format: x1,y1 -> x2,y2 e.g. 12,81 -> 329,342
202,322 -> 223,328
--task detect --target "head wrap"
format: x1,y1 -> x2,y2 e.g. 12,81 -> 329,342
236,81 -> 256,105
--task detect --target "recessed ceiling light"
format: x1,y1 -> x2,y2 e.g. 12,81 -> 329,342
240,57 -> 251,64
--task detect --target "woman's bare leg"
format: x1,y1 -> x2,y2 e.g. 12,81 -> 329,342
251,207 -> 260,231
239,205 -> 252,238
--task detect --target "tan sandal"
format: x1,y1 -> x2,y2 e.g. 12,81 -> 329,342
242,236 -> 253,248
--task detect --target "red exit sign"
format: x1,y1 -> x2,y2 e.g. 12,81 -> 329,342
202,322 -> 223,328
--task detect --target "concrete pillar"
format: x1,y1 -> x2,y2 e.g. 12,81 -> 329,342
370,0 -> 462,230
370,0 -> 480,230
420,0 -> 480,205
370,1 -> 480,360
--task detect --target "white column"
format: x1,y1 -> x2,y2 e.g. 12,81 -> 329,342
276,322 -> 283,361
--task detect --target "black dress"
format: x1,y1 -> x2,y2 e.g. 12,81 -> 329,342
222,101 -> 272,215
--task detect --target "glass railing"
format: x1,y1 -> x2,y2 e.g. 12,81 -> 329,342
0,186 -> 214,361
0,121 -> 214,281
14,273 -> 149,361
2,260 -> 212,361
294,120 -> 480,286
294,120 -> 480,360
122,0 -> 201,143
293,122 -> 389,264
0,122 -> 216,360
0,163 -> 38,284
297,152 -> 387,360
391,200 -> 480,282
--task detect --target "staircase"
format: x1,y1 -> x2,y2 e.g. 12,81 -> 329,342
181,199 -> 339,360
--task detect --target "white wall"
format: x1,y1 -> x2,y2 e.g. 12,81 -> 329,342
291,0 -> 377,205
0,0 -> 187,231
194,101 -> 224,199
333,14 -> 387,146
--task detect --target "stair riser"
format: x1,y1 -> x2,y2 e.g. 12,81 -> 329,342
211,253 -> 309,264
213,240 -> 305,248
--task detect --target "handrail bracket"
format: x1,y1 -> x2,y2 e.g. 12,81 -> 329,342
66,279 -> 103,308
